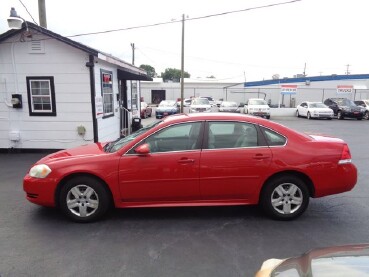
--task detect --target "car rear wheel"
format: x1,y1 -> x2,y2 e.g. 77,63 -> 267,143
261,175 -> 309,220
364,112 -> 369,120
59,176 -> 111,223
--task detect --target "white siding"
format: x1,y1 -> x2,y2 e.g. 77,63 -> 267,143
94,60 -> 121,143
0,33 -> 94,149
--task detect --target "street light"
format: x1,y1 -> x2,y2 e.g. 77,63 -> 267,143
7,7 -> 28,30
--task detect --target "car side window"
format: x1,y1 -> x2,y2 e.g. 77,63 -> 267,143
206,122 -> 258,149
261,127 -> 286,146
144,122 -> 202,153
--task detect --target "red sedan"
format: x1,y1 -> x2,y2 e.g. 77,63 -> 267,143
23,113 -> 357,222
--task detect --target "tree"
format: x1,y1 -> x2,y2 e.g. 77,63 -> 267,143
161,68 -> 190,82
139,64 -> 157,78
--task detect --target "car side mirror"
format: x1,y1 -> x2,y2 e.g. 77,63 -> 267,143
134,143 -> 150,155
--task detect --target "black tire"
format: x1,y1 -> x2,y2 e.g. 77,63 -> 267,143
307,112 -> 311,120
357,117 -> 362,120
296,110 -> 300,118
59,176 -> 111,223
266,115 -> 270,119
337,111 -> 343,120
364,112 -> 369,120
260,175 -> 309,220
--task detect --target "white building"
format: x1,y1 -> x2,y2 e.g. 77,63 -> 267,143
141,75 -> 369,107
0,22 -> 150,151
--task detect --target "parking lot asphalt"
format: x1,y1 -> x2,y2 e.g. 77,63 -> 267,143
1,116 -> 369,277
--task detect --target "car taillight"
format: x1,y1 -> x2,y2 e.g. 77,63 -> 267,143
338,144 -> 352,164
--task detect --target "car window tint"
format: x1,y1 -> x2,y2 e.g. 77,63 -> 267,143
206,122 -> 258,149
261,127 -> 286,146
145,122 -> 202,153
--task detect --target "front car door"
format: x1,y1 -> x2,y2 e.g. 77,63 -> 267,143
199,121 -> 272,200
118,122 -> 203,202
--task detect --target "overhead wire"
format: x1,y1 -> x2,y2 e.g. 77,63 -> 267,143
66,0 -> 302,38
18,0 -> 38,25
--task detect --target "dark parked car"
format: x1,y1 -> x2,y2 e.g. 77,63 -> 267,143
324,98 -> 365,120
155,100 -> 179,119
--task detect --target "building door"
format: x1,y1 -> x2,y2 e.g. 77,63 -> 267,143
119,80 -> 129,136
151,90 -> 165,105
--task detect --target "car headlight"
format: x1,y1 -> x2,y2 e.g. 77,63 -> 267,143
29,164 -> 51,178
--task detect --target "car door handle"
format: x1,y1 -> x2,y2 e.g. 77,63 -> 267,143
253,154 -> 270,160
178,158 -> 195,164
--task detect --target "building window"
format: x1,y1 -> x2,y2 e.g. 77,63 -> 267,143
101,70 -> 114,118
26,76 -> 56,116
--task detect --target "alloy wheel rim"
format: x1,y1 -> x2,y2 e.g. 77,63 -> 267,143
66,185 -> 99,217
271,183 -> 303,214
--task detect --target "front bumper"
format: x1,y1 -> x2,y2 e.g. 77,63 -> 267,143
156,111 -> 177,118
23,174 -> 58,207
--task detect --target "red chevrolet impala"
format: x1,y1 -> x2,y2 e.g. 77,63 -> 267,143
23,113 -> 357,222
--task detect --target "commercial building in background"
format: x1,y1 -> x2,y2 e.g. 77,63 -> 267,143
141,75 -> 369,108
0,22 -> 151,151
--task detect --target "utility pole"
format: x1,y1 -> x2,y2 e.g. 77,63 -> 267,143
130,43 -> 135,65
345,64 -> 351,75
303,62 -> 306,76
180,14 -> 185,113
38,0 -> 47,28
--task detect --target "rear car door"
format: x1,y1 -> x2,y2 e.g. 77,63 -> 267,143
199,121 -> 272,200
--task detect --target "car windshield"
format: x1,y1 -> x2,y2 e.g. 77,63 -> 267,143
249,99 -> 267,105
192,99 -> 210,105
336,99 -> 355,106
159,100 -> 176,107
104,120 -> 162,153
309,103 -> 326,108
221,102 -> 238,107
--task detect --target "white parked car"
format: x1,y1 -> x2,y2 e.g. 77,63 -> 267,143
354,100 -> 369,120
296,101 -> 334,119
189,98 -> 212,113
218,101 -> 241,113
244,98 -> 270,119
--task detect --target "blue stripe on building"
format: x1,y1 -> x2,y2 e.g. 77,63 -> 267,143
244,74 -> 369,87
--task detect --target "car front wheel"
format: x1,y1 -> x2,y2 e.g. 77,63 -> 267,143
260,175 -> 309,220
364,112 -> 369,120
337,111 -> 343,120
59,176 -> 111,223
296,110 -> 300,117
307,112 -> 311,119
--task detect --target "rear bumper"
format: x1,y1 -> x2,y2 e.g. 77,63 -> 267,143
314,163 -> 357,197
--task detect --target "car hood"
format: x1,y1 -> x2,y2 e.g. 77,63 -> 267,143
248,105 -> 269,109
255,244 -> 369,277
157,106 -> 176,111
191,105 -> 211,108
37,143 -> 107,164
309,108 -> 333,113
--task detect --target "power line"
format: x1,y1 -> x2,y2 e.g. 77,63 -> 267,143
66,0 -> 302,38
18,0 -> 38,25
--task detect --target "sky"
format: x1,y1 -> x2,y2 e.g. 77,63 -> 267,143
1,0 -> 369,82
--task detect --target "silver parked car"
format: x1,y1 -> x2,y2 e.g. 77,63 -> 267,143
218,101 -> 241,113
